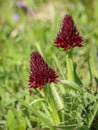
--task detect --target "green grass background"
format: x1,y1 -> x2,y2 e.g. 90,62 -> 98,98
0,0 -> 98,130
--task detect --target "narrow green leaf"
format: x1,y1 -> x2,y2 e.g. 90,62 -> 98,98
73,63 -> 83,86
34,42 -> 44,57
51,84 -> 64,110
29,98 -> 46,106
89,45 -> 98,79
87,94 -> 98,129
43,85 -> 60,125
52,54 -> 65,79
25,116 -> 32,129
60,80 -> 84,92
6,110 -> 16,130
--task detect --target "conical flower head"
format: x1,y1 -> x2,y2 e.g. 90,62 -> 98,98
29,52 -> 58,90
54,15 -> 83,50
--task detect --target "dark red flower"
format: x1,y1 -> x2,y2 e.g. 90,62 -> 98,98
29,52 -> 58,90
54,15 -> 83,50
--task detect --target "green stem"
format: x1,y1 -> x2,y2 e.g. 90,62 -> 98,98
66,51 -> 74,82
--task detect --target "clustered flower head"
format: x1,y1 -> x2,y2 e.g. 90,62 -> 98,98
29,14 -> 83,90
54,15 -> 83,50
29,52 -> 58,90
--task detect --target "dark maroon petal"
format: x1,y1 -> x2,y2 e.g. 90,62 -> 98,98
54,15 -> 83,50
29,52 -> 59,90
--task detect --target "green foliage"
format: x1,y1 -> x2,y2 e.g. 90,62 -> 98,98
0,0 -> 98,130
6,110 -> 26,130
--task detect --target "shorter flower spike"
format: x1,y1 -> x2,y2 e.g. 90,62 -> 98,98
29,52 -> 58,90
54,15 -> 83,50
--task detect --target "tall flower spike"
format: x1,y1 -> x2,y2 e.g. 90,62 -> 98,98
29,52 -> 59,90
54,15 -> 83,50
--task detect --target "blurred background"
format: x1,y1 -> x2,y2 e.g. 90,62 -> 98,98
0,0 -> 98,90
0,0 -> 98,129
